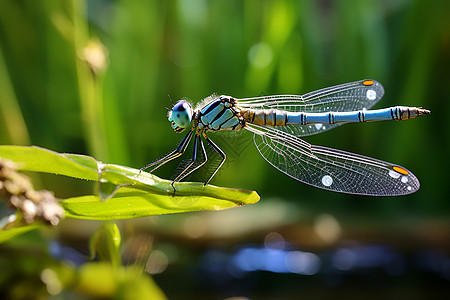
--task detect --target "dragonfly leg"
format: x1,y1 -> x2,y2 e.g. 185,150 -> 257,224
140,130 -> 194,174
203,134 -> 226,186
173,134 -> 208,183
170,134 -> 208,196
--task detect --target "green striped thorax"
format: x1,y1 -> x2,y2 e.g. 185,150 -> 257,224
168,100 -> 193,133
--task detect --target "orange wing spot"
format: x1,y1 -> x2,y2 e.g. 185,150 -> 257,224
362,80 -> 374,86
393,166 -> 409,175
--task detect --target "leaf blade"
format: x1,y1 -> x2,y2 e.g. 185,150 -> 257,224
61,185 -> 259,220
0,145 -> 98,180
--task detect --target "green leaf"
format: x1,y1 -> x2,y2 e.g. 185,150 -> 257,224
76,262 -> 167,299
0,145 -> 260,220
0,223 -> 40,243
0,145 -> 98,180
89,222 -> 122,268
61,183 -> 259,220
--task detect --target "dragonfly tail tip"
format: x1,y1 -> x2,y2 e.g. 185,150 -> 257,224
419,108 -> 431,115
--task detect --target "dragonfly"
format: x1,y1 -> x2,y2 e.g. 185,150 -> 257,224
141,79 -> 430,196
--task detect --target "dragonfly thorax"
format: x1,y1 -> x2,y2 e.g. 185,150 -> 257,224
168,100 -> 193,133
196,95 -> 244,132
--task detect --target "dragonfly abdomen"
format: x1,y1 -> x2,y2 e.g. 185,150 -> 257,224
285,106 -> 430,125
241,109 -> 288,126
241,106 -> 429,127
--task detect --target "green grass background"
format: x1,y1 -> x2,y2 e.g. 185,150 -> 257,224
1,0 -> 448,214
1,0 -> 449,297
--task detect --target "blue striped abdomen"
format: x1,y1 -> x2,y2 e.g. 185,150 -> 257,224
286,106 -> 429,124
241,106 -> 429,126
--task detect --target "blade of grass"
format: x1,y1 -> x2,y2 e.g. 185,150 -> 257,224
0,46 -> 30,145
72,0 -> 109,161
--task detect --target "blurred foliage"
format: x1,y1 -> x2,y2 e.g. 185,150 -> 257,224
0,226 -> 166,299
0,0 -> 449,298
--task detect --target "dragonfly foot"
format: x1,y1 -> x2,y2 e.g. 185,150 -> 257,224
170,181 -> 176,197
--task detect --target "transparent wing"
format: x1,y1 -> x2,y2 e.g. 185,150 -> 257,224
238,79 -> 385,137
246,124 -> 419,196
238,79 -> 384,112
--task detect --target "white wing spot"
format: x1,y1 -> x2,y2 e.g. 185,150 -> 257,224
315,124 -> 323,130
389,170 -> 401,179
401,176 -> 408,183
322,175 -> 333,187
366,89 -> 377,101
407,186 -> 412,191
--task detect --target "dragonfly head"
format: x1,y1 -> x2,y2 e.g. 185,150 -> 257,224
168,100 -> 193,133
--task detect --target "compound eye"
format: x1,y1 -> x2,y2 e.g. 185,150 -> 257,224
170,100 -> 193,129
